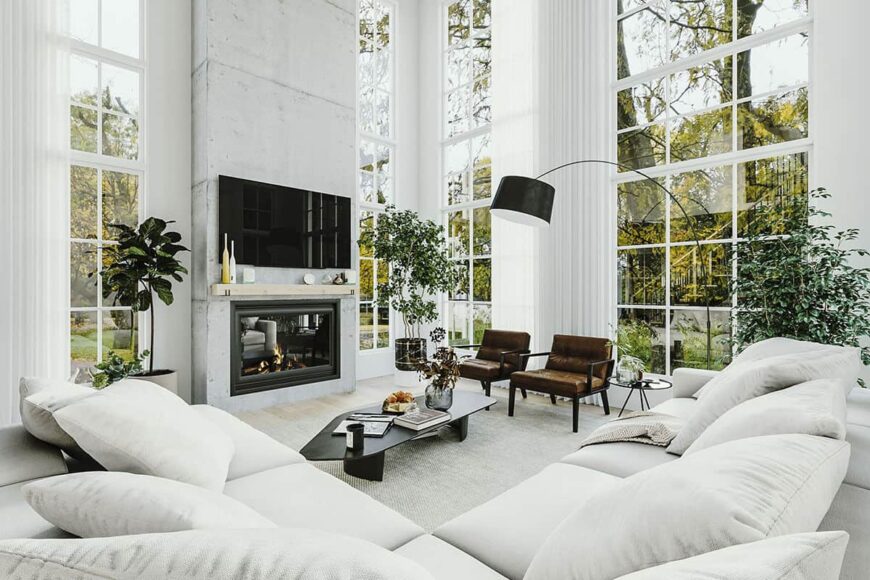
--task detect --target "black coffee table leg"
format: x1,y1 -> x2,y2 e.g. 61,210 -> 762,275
343,452 -> 385,481
450,415 -> 469,442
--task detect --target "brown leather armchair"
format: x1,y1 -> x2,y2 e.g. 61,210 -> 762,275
456,330 -> 531,398
509,335 -> 615,432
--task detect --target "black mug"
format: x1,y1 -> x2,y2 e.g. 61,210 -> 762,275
346,422 -> 364,451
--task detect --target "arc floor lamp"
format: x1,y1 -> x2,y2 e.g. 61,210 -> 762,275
489,160 -> 713,368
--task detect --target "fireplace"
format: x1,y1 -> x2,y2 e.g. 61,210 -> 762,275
231,301 -> 340,396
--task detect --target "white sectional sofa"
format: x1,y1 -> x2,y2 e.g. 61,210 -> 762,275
0,356 -> 866,579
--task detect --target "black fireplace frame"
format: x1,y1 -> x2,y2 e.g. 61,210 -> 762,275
230,300 -> 341,396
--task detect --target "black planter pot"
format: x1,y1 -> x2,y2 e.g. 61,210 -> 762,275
395,338 -> 427,371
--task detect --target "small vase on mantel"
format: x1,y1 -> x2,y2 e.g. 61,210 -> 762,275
221,233 -> 231,284
229,240 -> 237,284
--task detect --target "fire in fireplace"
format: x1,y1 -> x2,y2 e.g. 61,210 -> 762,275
231,301 -> 339,396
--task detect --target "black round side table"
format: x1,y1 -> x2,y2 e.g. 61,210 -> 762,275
608,378 -> 673,417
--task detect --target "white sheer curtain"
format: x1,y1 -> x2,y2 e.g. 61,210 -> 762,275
0,0 -> 70,425
491,0 -> 541,351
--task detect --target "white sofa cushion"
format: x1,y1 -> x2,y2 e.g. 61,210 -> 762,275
524,434 -> 850,580
668,348 -> 861,455
559,442 -> 677,478
223,463 -> 424,550
19,377 -> 95,459
613,532 -> 849,580
191,405 -> 305,480
23,472 -> 275,538
685,379 -> 847,455
0,481 -> 70,541
819,484 -> 870,580
0,528 -> 435,579
0,425 -> 67,488
649,397 -> 697,420
433,464 -> 618,580
53,379 -> 234,491
396,535 -> 507,580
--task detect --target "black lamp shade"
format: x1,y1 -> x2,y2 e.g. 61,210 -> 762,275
490,175 -> 555,227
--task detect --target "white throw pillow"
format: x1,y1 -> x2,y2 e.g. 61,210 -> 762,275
668,347 -> 860,455
19,377 -> 95,459
524,434 -> 850,580
613,532 -> 849,580
192,405 -> 305,481
0,529 -> 435,580
53,379 -> 235,491
685,379 -> 847,455
23,472 -> 275,538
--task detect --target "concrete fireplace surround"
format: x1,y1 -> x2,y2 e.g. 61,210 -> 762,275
190,0 -> 358,412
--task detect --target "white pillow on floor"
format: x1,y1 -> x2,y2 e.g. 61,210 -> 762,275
23,472 -> 274,538
0,529 -> 435,580
524,434 -> 850,580
668,347 -> 860,455
685,379 -> 847,455
613,532 -> 849,580
53,379 -> 234,490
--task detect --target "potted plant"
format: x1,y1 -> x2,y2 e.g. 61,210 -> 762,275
732,188 -> 870,372
359,206 -> 460,370
91,349 -> 150,389
100,217 -> 189,392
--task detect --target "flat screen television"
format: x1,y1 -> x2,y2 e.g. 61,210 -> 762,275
218,175 -> 351,269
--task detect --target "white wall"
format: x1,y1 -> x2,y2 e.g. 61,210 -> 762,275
146,0 -> 193,400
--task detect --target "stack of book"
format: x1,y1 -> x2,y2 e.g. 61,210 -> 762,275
394,409 -> 451,431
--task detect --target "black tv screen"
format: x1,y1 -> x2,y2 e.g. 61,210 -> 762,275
218,176 -> 351,269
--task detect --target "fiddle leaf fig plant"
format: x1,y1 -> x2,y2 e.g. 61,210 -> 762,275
732,188 -> 870,372
359,206 -> 459,339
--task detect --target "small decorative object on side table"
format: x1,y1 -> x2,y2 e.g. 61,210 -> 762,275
417,328 -> 461,411
382,390 -> 418,414
608,377 -> 673,417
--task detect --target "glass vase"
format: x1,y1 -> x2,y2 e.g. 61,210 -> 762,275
424,383 -> 453,411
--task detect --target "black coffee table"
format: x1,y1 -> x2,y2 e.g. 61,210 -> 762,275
300,391 -> 496,481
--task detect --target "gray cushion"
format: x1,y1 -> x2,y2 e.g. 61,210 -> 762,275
0,481 -> 70,540
223,463 -> 423,550
0,425 -> 67,487
819,483 -> 870,580
433,464 -> 618,580
844,424 -> 870,489
395,535 -> 507,580
559,442 -> 677,478
846,388 -> 870,428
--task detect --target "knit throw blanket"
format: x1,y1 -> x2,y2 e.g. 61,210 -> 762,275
579,412 -> 683,448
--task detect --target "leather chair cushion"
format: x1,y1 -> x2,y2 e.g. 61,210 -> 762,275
476,331 -> 531,368
510,369 -> 604,397
459,359 -> 516,381
545,335 -> 611,377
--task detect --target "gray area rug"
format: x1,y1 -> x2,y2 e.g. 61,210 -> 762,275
238,383 -> 609,531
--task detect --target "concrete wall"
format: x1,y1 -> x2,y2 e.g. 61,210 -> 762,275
191,0 -> 358,410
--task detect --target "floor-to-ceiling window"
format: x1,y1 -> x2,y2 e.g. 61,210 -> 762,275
358,0 -> 395,352
443,0 -> 493,346
614,0 -> 811,373
69,0 -> 144,376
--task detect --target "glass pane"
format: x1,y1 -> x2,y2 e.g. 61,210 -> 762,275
359,140 -> 375,172
71,242 -> 98,307
472,77 -> 491,127
359,0 -> 375,43
375,3 -> 391,49
445,140 -> 470,175
618,0 -> 647,16
376,307 -> 390,348
447,301 -> 470,346
448,210 -> 470,257
670,165 -> 733,242
103,309 -> 137,362
359,40 -> 374,86
102,64 -> 140,116
102,0 -> 140,58
617,179 -> 666,246
451,259 -> 470,300
472,303 -> 492,344
70,0 -> 98,44
71,165 -> 98,240
472,0 -> 491,33
617,78 -> 666,130
472,133 -> 491,169
670,106 -> 732,163
618,247 -> 665,305
670,309 -> 732,371
70,311 -> 98,375
669,56 -> 733,116
374,49 -> 392,91
737,88 -> 808,150
737,153 -> 808,237
446,86 -> 471,137
472,258 -> 491,301
446,173 -> 469,206
360,171 -> 374,204
737,34 -> 808,99
71,54 -> 98,106
359,303 -> 374,350
102,170 -> 139,240
359,259 -> 374,301
617,2 -> 668,80
71,105 -> 97,153
617,124 -> 666,171
102,113 -> 139,159
669,0 -> 733,62
359,212 -> 374,257
616,308 -> 666,375
472,207 -> 491,255
375,90 -> 391,137
670,243 -> 730,307
473,166 -> 491,201
472,36 -> 491,79
447,1 -> 471,46
739,0 -> 808,38
376,144 -> 392,204
377,259 -> 389,293
446,44 -> 471,90
359,87 -> 375,134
